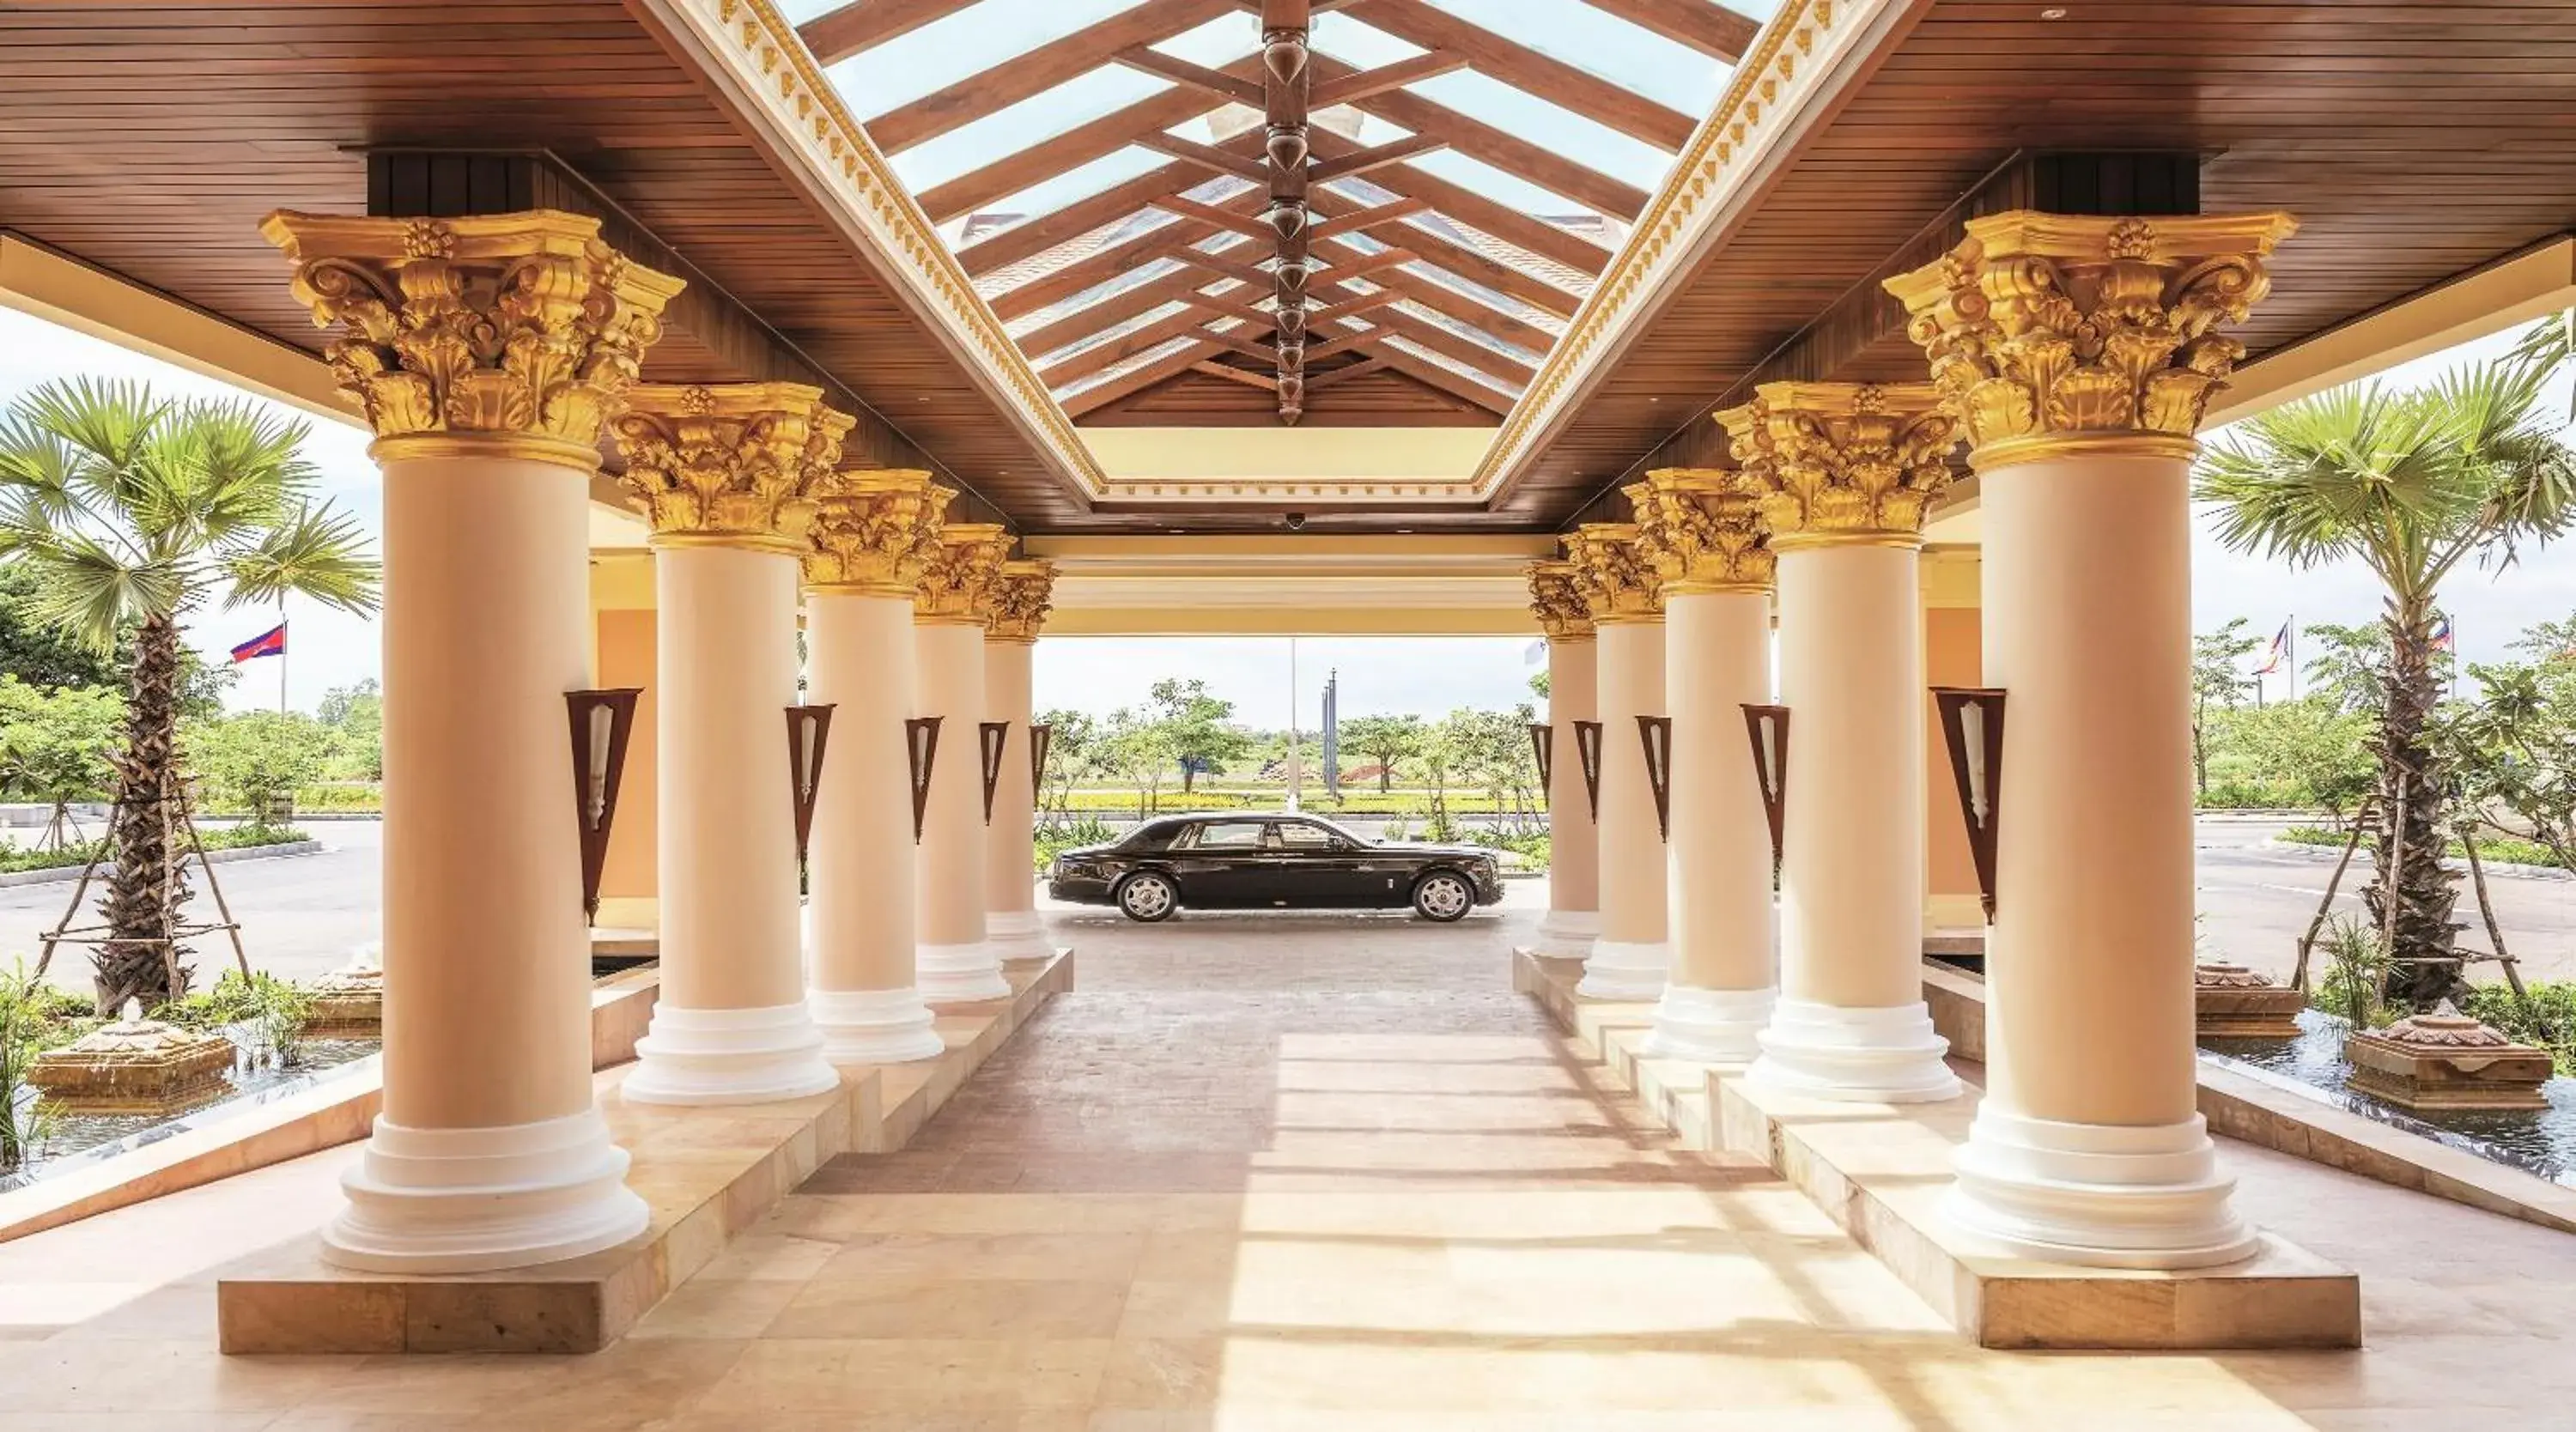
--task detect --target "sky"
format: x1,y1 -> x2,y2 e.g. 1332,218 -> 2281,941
0,1 -> 2568,722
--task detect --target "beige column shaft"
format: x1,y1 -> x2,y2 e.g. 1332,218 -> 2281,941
1888,208 -> 2295,1265
1540,635 -> 1599,943
982,637 -> 1048,958
261,207 -> 675,1272
915,618 -> 1006,999
809,592 -> 920,993
379,455 -> 596,1133
1583,617 -> 1668,992
1984,452 -> 2197,1126
1777,544 -> 1925,1010
1664,588 -> 1775,993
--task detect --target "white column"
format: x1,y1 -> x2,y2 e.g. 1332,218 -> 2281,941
1646,585 -> 1777,1061
260,209 -> 671,1272
805,587 -> 943,1063
623,541 -> 837,1104
982,633 -> 1049,961
1886,209 -> 2296,1266
916,615 -> 1008,1001
1580,615 -> 1669,999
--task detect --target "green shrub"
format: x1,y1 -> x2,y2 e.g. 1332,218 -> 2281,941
2281,824 -> 2567,870
2311,915 -> 2394,1029
1033,816 -> 1118,872
2462,982 -> 2576,1075
1469,828 -> 1550,868
154,969 -> 313,1067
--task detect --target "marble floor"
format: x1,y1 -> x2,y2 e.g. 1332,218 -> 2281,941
4,899 -> 2576,1427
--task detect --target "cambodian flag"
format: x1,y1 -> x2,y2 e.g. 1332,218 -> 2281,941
2430,616 -> 2455,652
2252,620 -> 2291,677
229,622 -> 286,664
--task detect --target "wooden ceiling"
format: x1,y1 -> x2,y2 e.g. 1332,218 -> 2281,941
805,0 -> 1757,428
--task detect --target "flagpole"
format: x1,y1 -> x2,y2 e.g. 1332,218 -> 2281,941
2286,614 -> 2297,702
277,594 -> 289,716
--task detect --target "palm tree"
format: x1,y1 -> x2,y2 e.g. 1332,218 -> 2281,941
2197,358 -> 2576,1008
0,379 -> 378,1013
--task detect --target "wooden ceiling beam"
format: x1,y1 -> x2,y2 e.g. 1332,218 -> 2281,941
916,52 -> 1267,222
1311,234 -> 1556,352
1309,132 -> 1449,183
799,0 -> 980,67
1060,338 -> 1227,417
1318,203 -> 1583,318
1338,0 -> 1698,150
862,0 -> 1236,155
1317,61 -> 1652,220
1302,324 -> 1382,364
1580,0 -> 1764,62
1313,245 -> 1419,282
1350,302 -> 1540,387
1309,51 -> 1467,108
1139,131 -> 1272,184
987,211 -> 1250,322
1040,304 -> 1254,387
1193,359 -> 1281,391
1114,45 -> 1267,108
1156,194 -> 1278,242
1169,244 -> 1277,288
1307,196 -> 1431,240
956,161 -> 1215,280
1362,342 -> 1517,414
1018,270 -> 1242,361
1303,355 -> 1393,391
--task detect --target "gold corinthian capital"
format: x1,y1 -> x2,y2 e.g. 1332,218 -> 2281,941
915,524 -> 1012,626
1526,559 -> 1595,641
611,383 -> 854,555
985,560 -> 1058,643
1626,468 -> 1774,595
1715,382 -> 1959,550
1883,209 -> 2299,470
803,470 -> 953,598
259,209 -> 686,468
1562,523 -> 1663,624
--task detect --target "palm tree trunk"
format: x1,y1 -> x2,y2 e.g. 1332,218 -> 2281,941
94,613 -> 191,1014
2369,601 -> 2463,1010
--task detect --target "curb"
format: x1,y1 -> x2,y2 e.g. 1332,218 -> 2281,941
2262,834 -> 2570,883
0,838 -> 326,889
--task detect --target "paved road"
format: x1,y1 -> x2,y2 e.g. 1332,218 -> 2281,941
10,815 -> 2572,997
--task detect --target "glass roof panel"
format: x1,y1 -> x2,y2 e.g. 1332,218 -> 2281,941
892,66 -> 1166,192
1407,70 -> 1674,196
948,146 -> 1174,250
826,0 -> 1138,116
1411,0 -> 1729,115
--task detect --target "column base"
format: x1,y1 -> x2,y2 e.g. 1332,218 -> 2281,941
1641,983 -> 1776,1064
810,986 -> 946,1065
321,1107 -> 648,1274
1576,938 -> 1668,1000
917,940 -> 1011,1003
1530,907 -> 1600,960
1947,1106 -> 2259,1270
982,909 -> 1055,962
1747,996 -> 1960,1103
623,1002 -> 841,1107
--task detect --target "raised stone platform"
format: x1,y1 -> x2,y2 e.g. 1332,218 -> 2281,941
1519,950 -> 2361,1350
213,950 -> 1072,1355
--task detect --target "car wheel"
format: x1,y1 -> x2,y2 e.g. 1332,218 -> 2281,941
1412,871 -> 1473,923
1116,871 -> 1179,923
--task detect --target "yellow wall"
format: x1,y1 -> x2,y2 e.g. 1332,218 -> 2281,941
1922,549 -> 1984,931
591,558 -> 660,929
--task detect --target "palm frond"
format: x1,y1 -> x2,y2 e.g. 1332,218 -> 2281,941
12,537 -> 185,654
219,501 -> 381,616
0,412 -> 89,534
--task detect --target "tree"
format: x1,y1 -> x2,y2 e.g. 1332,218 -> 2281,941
1339,713 -> 1425,792
317,677 -> 383,781
1098,707 -> 1176,815
2191,619 -> 2261,795
2234,697 -> 2376,823
189,711 -> 334,829
1528,669 -> 1551,701
2198,357 -> 2576,1007
0,562 -> 233,717
1031,707 -> 1096,823
0,379 -> 380,1012
1143,677 -> 1249,794
2444,616 -> 2576,871
0,676 -> 121,846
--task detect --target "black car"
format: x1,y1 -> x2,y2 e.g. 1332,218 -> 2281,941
1048,813 -> 1505,923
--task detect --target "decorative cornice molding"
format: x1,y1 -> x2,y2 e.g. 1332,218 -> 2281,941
1628,467 -> 1772,594
984,558 -> 1057,642
915,522 -> 1012,625
258,209 -> 685,468
1563,523 -> 1663,622
612,382 -> 851,553
652,0 -> 1109,501
1527,559 -> 1595,640
1885,209 -> 2300,470
1469,0 -> 1893,503
1716,381 -> 1958,549
803,468 -> 951,597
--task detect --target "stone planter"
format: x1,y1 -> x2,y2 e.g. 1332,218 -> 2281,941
2194,962 -> 2305,1039
29,1010 -> 237,1116
304,955 -> 383,1037
2345,1009 -> 2552,1112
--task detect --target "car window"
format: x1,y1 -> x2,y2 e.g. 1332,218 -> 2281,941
1186,821 -> 1267,850
1272,822 -> 1338,851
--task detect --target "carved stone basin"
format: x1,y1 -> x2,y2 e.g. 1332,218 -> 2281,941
28,1004 -> 237,1116
305,949 -> 383,1036
2193,962 -> 2306,1040
2345,1007 -> 2552,1112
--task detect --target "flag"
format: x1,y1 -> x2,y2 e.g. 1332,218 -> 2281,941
2429,616 -> 2455,652
1524,638 -> 1547,664
230,622 -> 286,664
2252,620 -> 2290,677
